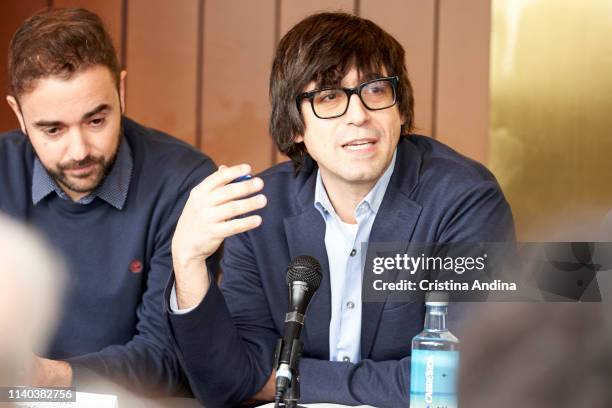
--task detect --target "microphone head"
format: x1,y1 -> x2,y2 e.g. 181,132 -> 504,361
286,255 -> 322,290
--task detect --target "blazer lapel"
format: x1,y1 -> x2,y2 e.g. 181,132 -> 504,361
361,138 -> 424,359
283,168 -> 331,360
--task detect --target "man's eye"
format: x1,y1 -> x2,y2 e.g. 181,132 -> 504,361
44,127 -> 60,136
365,82 -> 391,95
90,117 -> 105,127
323,93 -> 337,101
317,90 -> 341,103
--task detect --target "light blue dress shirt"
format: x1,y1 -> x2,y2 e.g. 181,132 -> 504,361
313,150 -> 396,364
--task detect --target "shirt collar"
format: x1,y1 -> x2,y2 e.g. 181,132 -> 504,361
32,136 -> 133,210
314,149 -> 397,220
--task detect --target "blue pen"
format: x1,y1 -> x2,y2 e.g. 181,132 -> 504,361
231,174 -> 253,183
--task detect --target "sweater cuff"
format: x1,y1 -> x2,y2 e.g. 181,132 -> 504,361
65,354 -> 110,392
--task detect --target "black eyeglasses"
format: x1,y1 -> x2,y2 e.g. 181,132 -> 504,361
296,76 -> 399,119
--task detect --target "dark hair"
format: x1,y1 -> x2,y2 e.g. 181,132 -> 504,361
269,12 -> 415,169
8,8 -> 120,97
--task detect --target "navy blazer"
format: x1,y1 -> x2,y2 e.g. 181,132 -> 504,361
167,136 -> 515,407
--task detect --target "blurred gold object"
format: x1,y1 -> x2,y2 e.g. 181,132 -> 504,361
489,0 -> 612,239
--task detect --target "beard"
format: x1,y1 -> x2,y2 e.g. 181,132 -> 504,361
33,131 -> 122,197
50,151 -> 118,194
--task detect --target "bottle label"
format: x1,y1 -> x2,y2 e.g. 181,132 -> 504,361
409,349 -> 459,408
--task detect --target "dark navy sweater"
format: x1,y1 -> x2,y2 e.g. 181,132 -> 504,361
0,117 -> 216,395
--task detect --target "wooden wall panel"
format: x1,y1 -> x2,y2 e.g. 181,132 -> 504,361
280,0 -> 355,36
0,1 -> 49,132
0,0 -> 493,169
125,0 -> 199,146
361,0 -> 436,136
275,0 -> 355,163
435,0 -> 491,164
200,0 -> 275,172
53,0 -> 123,63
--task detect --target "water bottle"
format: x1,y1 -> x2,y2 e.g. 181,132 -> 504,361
409,300 -> 459,408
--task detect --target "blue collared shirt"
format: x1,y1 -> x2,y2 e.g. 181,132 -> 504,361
32,137 -> 133,210
314,150 -> 397,363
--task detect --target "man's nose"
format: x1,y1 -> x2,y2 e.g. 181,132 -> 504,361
66,129 -> 90,162
344,93 -> 369,125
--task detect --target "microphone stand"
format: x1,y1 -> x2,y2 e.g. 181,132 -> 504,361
283,366 -> 300,408
274,338 -> 306,408
274,256 -> 323,408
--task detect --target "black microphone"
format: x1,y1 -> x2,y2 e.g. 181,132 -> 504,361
274,255 -> 322,405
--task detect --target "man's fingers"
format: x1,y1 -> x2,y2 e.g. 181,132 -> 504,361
195,164 -> 251,193
212,194 -> 267,221
207,177 -> 264,206
216,215 -> 262,237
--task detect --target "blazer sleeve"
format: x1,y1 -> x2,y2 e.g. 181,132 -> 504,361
167,226 -> 279,407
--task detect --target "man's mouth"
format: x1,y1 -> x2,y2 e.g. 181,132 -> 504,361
61,156 -> 101,170
62,160 -> 101,177
342,138 -> 377,151
67,163 -> 96,176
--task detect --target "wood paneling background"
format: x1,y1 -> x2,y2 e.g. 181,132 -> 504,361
0,0 -> 492,171
361,0 -> 436,136
435,0 -> 491,165
125,0 -> 200,146
202,0 -> 275,169
0,1 -> 49,131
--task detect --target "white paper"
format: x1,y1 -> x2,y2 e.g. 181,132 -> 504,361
13,391 -> 117,408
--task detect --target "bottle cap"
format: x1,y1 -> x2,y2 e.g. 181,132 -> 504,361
425,301 -> 448,306
425,291 -> 449,305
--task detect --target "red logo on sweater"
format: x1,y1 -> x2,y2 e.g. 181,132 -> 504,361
129,260 -> 143,273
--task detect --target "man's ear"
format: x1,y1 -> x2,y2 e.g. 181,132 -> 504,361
119,70 -> 127,113
6,95 -> 27,134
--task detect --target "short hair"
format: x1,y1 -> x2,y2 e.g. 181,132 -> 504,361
8,7 -> 120,97
269,12 -> 415,169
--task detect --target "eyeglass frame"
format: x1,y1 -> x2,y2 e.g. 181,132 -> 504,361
295,75 -> 399,119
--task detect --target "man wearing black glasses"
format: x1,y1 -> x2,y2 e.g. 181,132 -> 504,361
168,12 -> 515,407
